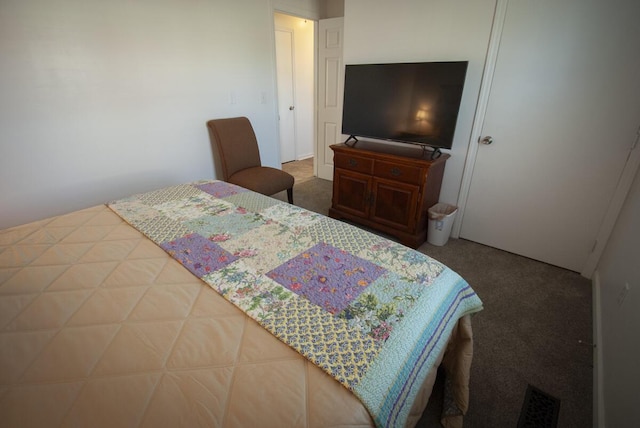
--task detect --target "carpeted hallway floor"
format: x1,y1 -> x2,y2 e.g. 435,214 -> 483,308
276,158 -> 593,428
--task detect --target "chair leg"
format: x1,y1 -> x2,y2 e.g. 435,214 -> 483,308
287,188 -> 293,204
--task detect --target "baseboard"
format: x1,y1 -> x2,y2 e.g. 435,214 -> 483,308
592,270 -> 605,428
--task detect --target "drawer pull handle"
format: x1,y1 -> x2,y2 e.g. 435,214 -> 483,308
349,159 -> 358,167
390,167 -> 402,176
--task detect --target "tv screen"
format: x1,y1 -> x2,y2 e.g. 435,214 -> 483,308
341,61 -> 468,150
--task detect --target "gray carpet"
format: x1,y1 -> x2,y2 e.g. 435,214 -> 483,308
275,163 -> 592,427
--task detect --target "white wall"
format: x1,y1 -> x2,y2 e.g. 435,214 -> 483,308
320,0 -> 345,19
596,165 -> 640,427
274,13 -> 315,160
0,0 -> 281,230
343,0 -> 496,206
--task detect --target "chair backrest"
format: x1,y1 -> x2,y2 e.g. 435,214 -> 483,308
206,117 -> 262,180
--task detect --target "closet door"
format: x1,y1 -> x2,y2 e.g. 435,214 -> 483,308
460,0 -> 640,272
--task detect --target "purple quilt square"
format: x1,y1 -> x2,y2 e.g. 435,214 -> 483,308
161,233 -> 237,277
196,182 -> 248,198
266,243 -> 386,314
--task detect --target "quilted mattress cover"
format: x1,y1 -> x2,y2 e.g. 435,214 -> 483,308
0,200 -> 475,427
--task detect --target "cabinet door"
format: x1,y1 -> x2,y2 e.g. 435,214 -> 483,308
370,178 -> 419,231
332,169 -> 371,217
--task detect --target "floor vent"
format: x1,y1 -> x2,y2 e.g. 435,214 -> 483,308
517,384 -> 561,428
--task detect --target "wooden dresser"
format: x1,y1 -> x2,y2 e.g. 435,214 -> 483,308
329,141 -> 449,248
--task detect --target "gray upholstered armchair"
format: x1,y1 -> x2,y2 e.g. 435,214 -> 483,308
206,117 -> 294,204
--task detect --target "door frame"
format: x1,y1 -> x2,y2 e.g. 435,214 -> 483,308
274,27 -> 297,163
273,11 -> 316,164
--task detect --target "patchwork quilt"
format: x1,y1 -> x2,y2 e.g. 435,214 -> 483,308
108,180 -> 483,428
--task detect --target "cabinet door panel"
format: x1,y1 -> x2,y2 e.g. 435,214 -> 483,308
371,179 -> 419,231
333,169 -> 371,217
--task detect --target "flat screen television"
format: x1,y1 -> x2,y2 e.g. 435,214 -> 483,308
341,61 -> 468,152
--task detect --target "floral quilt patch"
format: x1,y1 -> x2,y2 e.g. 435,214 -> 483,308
203,261 -> 294,321
339,272 -> 423,342
266,242 -> 386,314
161,233 -> 237,276
196,181 -> 248,198
184,206 -> 264,239
260,294 -> 380,388
217,222 -> 314,274
261,202 -> 324,233
155,195 -> 233,222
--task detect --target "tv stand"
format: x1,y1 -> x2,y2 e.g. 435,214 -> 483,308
424,146 -> 442,160
344,135 -> 359,147
329,141 -> 449,248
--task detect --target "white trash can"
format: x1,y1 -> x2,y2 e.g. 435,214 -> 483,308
427,203 -> 458,246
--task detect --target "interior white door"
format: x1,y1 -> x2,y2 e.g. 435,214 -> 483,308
275,29 -> 296,163
316,17 -> 344,181
460,0 -> 640,272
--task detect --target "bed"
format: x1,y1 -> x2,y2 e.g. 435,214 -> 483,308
0,180 -> 482,428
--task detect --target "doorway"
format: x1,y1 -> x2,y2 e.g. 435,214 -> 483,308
273,13 -> 315,164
